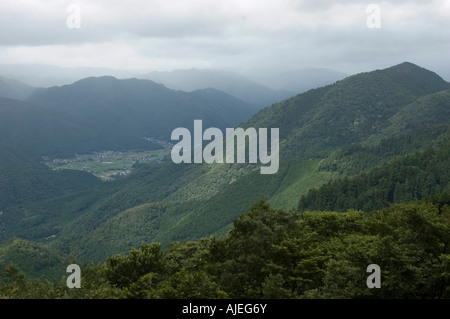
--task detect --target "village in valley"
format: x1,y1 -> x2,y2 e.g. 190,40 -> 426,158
44,139 -> 172,181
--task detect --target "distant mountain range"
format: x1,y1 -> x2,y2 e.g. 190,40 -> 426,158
0,64 -> 348,110
0,76 -> 34,100
26,76 -> 258,152
137,68 -> 295,109
137,68 -> 349,109
0,97 -> 124,159
1,61 -> 450,271
0,64 -> 136,88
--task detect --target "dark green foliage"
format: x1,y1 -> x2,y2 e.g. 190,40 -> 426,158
245,62 -> 450,159
45,163 -> 214,261
382,62 -> 450,95
0,238 -> 67,282
2,199 -> 449,299
105,243 -> 165,288
372,89 -> 450,143
207,199 -> 328,298
11,125 -> 450,264
0,260 -> 123,299
0,97 -> 136,159
102,239 -> 225,298
28,76 -> 256,144
0,143 -> 102,213
299,132 -> 450,212
318,124 -> 450,176
2,62 -> 450,298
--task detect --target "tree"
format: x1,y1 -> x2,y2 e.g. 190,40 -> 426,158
104,242 -> 164,289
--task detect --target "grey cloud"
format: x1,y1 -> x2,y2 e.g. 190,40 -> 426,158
0,0 -> 448,80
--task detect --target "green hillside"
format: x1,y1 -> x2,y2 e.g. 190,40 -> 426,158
28,76 -> 257,145
0,144 -> 101,210
2,62 -> 450,274
2,198 -> 450,299
245,62 -> 450,159
299,128 -> 450,212
369,89 -> 450,143
0,97 -> 129,159
0,238 -> 67,282
24,63 -> 448,262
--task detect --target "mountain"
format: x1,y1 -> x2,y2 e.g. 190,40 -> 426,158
39,125 -> 450,263
27,76 -> 258,145
0,143 -> 101,211
0,238 -> 68,282
3,62 -> 450,266
8,61 -> 445,263
0,97 -> 125,159
0,96 -> 126,214
0,76 -> 35,100
137,69 -> 294,109
298,128 -> 450,212
245,62 -> 450,159
370,89 -> 450,142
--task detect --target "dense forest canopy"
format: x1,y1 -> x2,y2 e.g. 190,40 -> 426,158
1,196 -> 449,299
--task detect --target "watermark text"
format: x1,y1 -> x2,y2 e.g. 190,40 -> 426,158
171,120 -> 279,174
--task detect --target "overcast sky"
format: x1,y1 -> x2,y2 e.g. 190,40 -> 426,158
0,0 -> 449,80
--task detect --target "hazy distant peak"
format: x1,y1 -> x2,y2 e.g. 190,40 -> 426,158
79,75 -> 118,81
65,76 -> 170,93
137,68 -> 294,109
71,75 -> 121,86
0,75 -> 35,100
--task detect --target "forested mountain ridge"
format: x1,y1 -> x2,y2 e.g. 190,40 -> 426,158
0,96 -> 113,210
0,146 -> 101,210
244,62 -> 450,159
0,238 -> 68,282
0,76 -> 261,222
1,62 -> 450,286
27,76 -> 257,144
2,197 -> 450,299
0,75 -> 34,101
3,62 -> 446,263
298,127 -> 450,212
0,97 -> 129,159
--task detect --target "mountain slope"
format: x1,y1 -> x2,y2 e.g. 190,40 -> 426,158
27,76 -> 258,145
0,76 -> 35,100
370,89 -> 450,143
245,62 -> 450,159
0,97 -> 109,211
0,143 -> 101,212
0,97 -> 127,159
298,129 -> 450,212
0,238 -> 67,282
39,123 -> 450,262
4,62 -> 450,264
